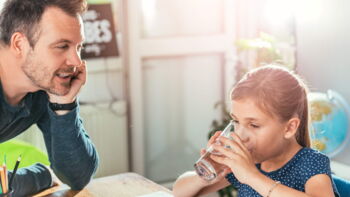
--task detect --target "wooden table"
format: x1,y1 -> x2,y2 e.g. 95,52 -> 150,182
33,173 -> 172,197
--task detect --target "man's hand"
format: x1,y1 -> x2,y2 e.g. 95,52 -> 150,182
48,61 -> 87,104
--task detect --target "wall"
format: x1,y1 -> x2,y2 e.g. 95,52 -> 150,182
296,0 -> 350,163
80,0 -> 124,103
80,57 -> 124,103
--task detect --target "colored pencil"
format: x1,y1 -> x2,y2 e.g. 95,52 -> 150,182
0,166 -> 6,193
2,154 -> 8,193
0,176 -> 2,193
3,165 -> 7,193
9,155 -> 21,189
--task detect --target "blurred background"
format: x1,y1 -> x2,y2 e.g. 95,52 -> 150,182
1,0 -> 350,196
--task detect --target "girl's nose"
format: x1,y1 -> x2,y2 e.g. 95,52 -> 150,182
235,126 -> 249,143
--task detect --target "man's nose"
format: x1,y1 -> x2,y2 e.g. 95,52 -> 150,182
66,50 -> 82,67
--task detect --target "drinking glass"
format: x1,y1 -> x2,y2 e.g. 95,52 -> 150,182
194,121 -> 234,181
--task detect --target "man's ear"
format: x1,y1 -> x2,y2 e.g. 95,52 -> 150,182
284,117 -> 300,139
10,32 -> 30,56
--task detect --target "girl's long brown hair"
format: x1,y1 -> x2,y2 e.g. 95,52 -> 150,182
231,65 -> 311,147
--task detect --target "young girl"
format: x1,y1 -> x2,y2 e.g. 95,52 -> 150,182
173,65 -> 339,197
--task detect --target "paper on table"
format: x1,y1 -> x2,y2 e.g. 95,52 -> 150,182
137,191 -> 174,197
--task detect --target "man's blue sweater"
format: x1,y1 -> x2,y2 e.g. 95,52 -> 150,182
0,85 -> 99,196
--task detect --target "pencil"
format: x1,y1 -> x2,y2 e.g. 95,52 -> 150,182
3,164 -> 7,193
0,166 -> 6,193
9,155 -> 21,189
0,175 -> 2,193
2,154 -> 8,193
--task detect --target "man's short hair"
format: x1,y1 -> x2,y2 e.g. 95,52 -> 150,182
0,0 -> 87,47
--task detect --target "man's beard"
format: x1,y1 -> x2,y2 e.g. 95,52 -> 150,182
22,54 -> 72,96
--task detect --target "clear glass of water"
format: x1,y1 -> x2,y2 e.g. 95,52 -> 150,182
194,121 -> 234,181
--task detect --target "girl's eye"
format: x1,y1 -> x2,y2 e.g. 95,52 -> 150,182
250,124 -> 260,128
232,120 -> 239,124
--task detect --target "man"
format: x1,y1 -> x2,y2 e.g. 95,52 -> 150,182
0,0 -> 99,196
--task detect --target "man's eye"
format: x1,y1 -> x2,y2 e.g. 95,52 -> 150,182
57,45 -> 69,49
232,120 -> 239,125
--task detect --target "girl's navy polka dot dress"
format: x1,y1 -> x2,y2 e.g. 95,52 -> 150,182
225,148 -> 340,197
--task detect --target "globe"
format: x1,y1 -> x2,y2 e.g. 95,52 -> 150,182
308,90 -> 350,157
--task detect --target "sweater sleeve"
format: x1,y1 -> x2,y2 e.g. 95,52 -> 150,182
37,102 -> 99,190
7,163 -> 52,197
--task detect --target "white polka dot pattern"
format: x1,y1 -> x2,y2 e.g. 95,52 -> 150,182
225,148 -> 340,197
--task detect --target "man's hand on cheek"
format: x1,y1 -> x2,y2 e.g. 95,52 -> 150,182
48,61 -> 87,104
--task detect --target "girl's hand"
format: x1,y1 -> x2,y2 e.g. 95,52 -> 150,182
196,131 -> 230,186
210,132 -> 260,184
198,148 -> 230,186
206,131 -> 222,148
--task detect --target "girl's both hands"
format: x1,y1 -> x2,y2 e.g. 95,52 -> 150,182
198,148 -> 231,186
210,132 -> 261,185
200,131 -> 232,185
